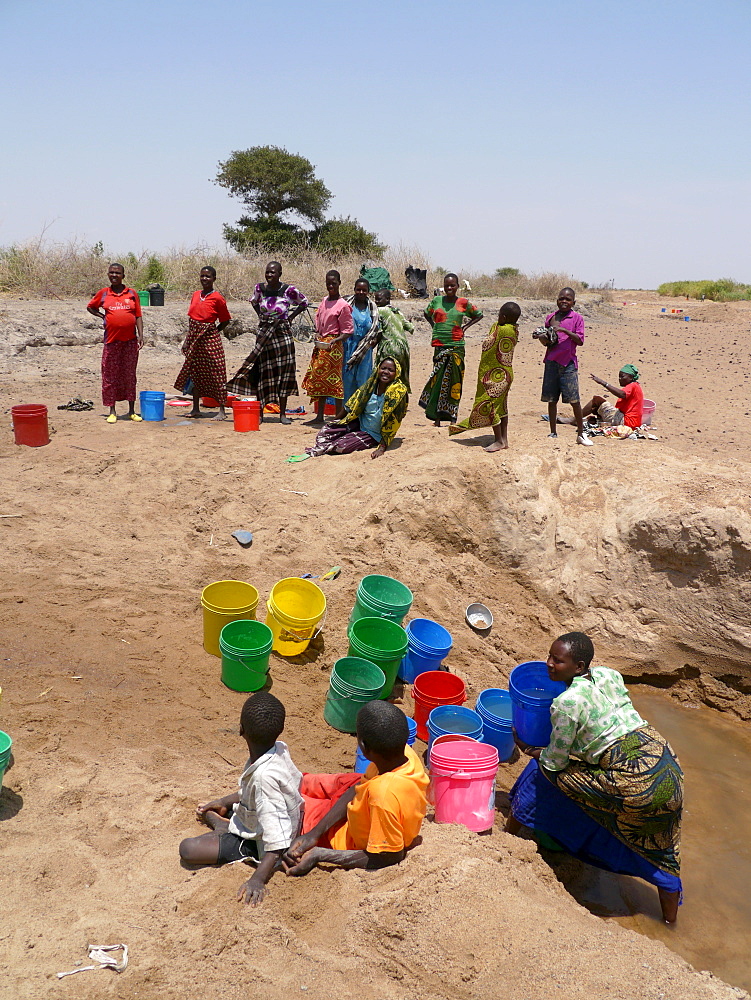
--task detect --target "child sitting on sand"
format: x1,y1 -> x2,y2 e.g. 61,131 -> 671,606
179,692 -> 303,907
448,301 -> 521,451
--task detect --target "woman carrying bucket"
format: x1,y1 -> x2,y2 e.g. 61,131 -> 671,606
87,263 -> 144,423
175,267 -> 232,420
508,632 -> 684,924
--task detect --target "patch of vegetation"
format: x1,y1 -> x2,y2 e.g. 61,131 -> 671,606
657,278 -> 751,301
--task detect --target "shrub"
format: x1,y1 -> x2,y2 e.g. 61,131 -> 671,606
657,278 -> 751,301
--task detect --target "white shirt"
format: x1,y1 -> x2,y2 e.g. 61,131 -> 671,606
228,740 -> 303,857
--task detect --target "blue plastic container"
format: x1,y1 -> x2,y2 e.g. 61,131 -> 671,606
475,689 -> 515,761
426,704 -> 483,754
508,661 -> 566,747
354,716 -> 417,773
139,390 -> 166,421
398,618 -> 453,683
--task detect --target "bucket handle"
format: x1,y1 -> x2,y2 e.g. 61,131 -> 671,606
276,608 -> 328,645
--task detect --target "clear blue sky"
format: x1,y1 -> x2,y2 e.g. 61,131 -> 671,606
2,0 -> 749,288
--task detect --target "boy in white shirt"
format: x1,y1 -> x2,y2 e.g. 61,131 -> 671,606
179,692 -> 303,907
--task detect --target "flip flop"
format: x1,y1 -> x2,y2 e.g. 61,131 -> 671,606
129,413 -> 143,421
106,413 -> 117,423
286,454 -> 310,463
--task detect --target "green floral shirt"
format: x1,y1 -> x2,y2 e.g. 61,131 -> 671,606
539,666 -> 646,772
425,295 -> 482,347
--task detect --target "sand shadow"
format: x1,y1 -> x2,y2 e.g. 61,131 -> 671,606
0,783 -> 23,821
449,434 -> 499,449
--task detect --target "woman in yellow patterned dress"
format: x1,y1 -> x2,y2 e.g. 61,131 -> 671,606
449,302 -> 521,451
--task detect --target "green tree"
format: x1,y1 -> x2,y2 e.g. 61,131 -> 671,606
495,267 -> 521,279
216,146 -> 332,228
311,216 -> 385,258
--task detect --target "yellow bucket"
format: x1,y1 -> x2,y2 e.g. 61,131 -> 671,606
201,580 -> 259,657
265,578 -> 327,656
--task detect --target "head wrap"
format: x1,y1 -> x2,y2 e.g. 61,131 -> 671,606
619,364 -> 640,381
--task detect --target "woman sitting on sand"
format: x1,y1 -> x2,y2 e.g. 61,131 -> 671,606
298,358 -> 408,460
175,267 -> 232,420
226,261 -> 308,425
507,632 -> 684,924
419,273 -> 483,426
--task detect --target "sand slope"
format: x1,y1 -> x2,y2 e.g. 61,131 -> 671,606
1,291 -> 750,998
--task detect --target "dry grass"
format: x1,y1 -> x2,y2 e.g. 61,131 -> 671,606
0,234 -> 585,302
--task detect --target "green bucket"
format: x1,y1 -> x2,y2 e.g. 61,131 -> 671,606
347,616 -> 409,700
0,730 -> 12,788
323,657 -> 386,733
138,290 -> 150,308
348,574 -> 413,628
219,620 -> 274,693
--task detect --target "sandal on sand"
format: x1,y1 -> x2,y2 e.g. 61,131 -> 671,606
106,413 -> 117,423
129,413 -> 143,422
286,454 -> 310,463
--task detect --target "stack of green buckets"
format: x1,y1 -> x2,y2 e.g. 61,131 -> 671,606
0,731 -> 12,789
324,575 -> 413,733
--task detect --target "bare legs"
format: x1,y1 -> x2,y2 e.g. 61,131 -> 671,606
179,810 -> 230,866
548,400 -> 586,437
485,416 -> 508,452
658,887 -> 680,925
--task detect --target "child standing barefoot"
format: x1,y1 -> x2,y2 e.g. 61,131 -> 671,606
449,301 -> 521,451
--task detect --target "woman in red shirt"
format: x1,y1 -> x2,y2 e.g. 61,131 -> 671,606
175,267 -> 232,419
87,263 -> 144,423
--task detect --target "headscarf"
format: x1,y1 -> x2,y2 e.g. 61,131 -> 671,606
620,364 -> 640,381
338,357 -> 409,447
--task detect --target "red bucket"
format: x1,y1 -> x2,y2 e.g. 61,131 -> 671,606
412,670 -> 466,742
201,397 -> 219,407
12,404 -> 50,447
233,400 -> 261,432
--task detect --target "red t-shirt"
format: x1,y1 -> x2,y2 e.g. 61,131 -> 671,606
187,289 -> 231,324
88,287 -> 142,344
616,381 -> 644,428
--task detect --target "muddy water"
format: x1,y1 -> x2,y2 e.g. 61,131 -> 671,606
556,687 -> 751,992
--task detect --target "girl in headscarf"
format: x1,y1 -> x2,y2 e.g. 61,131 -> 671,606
299,357 -> 408,460
560,364 -> 644,430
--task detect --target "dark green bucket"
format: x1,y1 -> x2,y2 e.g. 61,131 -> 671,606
219,620 -> 274,692
323,657 -> 386,733
347,616 -> 409,699
348,574 -> 413,627
0,730 -> 12,788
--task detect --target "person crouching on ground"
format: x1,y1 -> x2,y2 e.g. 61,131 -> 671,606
449,301 -> 521,451
558,363 -> 643,431
283,701 -> 429,876
300,357 -> 408,460
535,287 -> 592,446
179,692 -> 303,907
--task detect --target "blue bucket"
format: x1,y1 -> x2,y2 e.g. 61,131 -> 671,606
475,689 -> 515,761
139,390 -> 166,421
508,661 -> 566,747
427,704 -> 483,754
354,716 -> 417,773
398,618 -> 453,683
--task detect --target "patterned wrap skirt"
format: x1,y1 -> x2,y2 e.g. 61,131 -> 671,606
226,316 -> 298,407
419,345 -> 465,423
305,419 -> 377,457
175,318 -> 227,404
101,337 -> 139,406
544,725 -> 683,876
302,338 -> 344,401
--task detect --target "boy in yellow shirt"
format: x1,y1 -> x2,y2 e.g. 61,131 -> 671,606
283,701 -> 429,875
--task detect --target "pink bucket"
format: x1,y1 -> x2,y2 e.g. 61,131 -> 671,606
429,740 -> 499,832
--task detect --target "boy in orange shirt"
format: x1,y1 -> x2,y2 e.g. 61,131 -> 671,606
283,702 -> 429,875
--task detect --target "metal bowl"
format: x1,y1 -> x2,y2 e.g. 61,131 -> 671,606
465,602 -> 493,632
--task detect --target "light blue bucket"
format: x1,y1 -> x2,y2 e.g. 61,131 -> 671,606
398,618 -> 453,683
426,705 -> 483,754
475,689 -> 515,761
139,390 -> 166,421
354,716 -> 417,773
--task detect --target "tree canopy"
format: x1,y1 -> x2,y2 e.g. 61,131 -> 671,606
216,145 -> 385,258
215,146 -> 331,227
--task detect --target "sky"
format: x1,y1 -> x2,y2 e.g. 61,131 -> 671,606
2,0 -> 750,288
